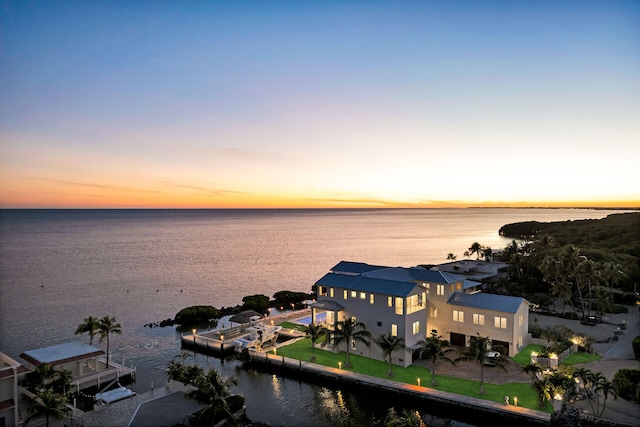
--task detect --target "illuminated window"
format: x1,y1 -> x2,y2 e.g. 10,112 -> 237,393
495,317 -> 507,329
436,285 -> 445,296
369,294 -> 375,304
456,283 -> 462,291
343,290 -> 348,300
453,310 -> 464,323
391,324 -> 398,336
425,283 -> 430,294
412,321 -> 420,335
406,294 -> 425,314
430,307 -> 438,318
387,296 -> 393,307
351,290 -> 356,298
360,292 -> 366,300
351,338 -> 356,350
473,313 -> 485,325
395,297 -> 404,315
329,288 -> 334,298
518,314 -> 523,327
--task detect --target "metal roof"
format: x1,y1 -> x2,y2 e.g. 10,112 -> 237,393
316,272 -> 421,297
328,261 -> 465,284
447,292 -> 527,313
331,261 -> 389,274
311,301 -> 345,311
20,342 -> 104,367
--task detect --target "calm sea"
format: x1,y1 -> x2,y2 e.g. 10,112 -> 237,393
0,208 -> 631,426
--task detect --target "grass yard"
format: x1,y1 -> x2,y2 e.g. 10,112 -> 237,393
561,352 -> 601,365
512,344 -> 545,365
275,338 -> 551,413
277,321 -> 305,331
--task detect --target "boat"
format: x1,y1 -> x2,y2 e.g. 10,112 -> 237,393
95,386 -> 136,404
233,316 -> 282,352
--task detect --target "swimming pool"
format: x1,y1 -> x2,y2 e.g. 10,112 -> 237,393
296,312 -> 327,325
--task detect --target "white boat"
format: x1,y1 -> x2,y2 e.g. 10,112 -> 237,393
233,317 -> 282,352
95,386 -> 136,404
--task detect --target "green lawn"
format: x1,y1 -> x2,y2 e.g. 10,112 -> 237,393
512,344 -> 546,365
561,352 -> 601,365
275,338 -> 551,413
277,321 -> 305,331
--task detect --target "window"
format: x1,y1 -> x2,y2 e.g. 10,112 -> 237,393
412,321 -> 420,335
329,288 -> 334,298
425,283 -> 430,294
343,290 -> 348,300
456,283 -> 462,291
395,297 -> 404,315
387,296 -> 393,307
351,338 -> 356,350
453,310 -> 464,323
391,324 -> 398,336
370,294 -> 375,304
360,292 -> 366,300
318,286 -> 327,296
518,314 -> 523,327
495,316 -> 507,329
351,290 -> 356,298
377,321 -> 382,327
473,313 -> 485,325
436,284 -> 445,296
518,335 -> 523,348
406,294 -> 425,314
430,307 -> 438,318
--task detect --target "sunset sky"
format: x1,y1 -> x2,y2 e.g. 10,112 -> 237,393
1,1 -> 639,208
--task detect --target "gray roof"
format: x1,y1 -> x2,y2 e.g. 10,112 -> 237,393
447,292 -> 528,313
317,261 -> 467,297
310,300 -> 345,311
20,342 -> 104,366
316,273 -> 421,297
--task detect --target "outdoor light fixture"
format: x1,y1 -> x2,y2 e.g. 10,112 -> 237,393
417,378 -> 421,387
514,396 -> 518,407
339,361 -> 342,370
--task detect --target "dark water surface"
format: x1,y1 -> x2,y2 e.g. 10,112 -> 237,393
0,208 -> 627,426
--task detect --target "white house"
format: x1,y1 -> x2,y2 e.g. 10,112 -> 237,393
313,261 -> 530,367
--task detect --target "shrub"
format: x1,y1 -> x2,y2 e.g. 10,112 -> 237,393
174,305 -> 219,326
613,369 -> 640,402
633,336 -> 640,360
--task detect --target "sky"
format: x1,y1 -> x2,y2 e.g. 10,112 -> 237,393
1,1 -> 639,209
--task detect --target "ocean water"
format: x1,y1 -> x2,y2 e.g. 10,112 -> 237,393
0,208 -> 630,426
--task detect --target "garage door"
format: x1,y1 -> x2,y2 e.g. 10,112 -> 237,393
450,332 -> 466,346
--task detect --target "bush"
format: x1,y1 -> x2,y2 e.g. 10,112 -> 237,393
606,305 -> 629,314
613,369 -> 640,402
174,305 -> 219,326
633,336 -> 640,360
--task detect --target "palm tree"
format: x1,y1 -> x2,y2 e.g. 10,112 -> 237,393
185,368 -> 242,427
446,253 -> 457,261
75,315 -> 100,345
468,242 -> 483,260
302,322 -> 328,361
375,332 -> 405,377
326,316 -> 371,368
416,330 -> 456,385
521,363 -> 543,384
24,389 -> 70,427
98,315 -> 122,368
595,380 -> 619,418
455,334 -> 507,394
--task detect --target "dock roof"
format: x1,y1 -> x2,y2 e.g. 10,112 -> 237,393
20,342 -> 104,367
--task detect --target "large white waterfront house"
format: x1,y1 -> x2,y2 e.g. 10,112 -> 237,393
313,261 -> 530,367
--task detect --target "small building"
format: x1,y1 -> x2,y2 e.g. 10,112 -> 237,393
313,261 -> 530,367
0,352 -> 25,427
19,342 -> 132,392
